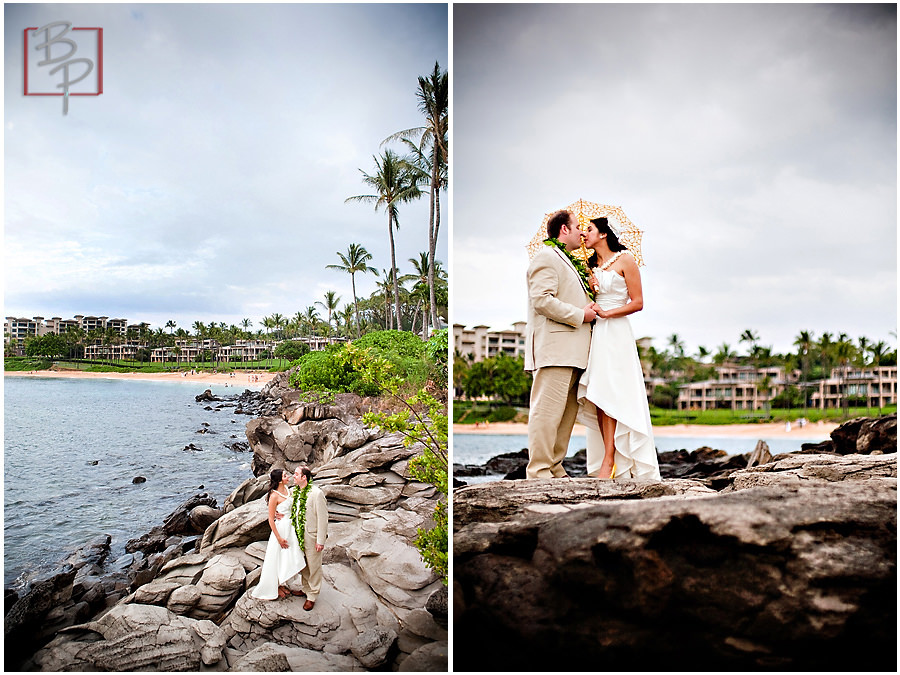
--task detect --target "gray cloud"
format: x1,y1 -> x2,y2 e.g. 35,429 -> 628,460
453,3 -> 896,354
5,3 -> 447,331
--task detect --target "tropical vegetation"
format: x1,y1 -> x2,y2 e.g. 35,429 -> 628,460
454,328 -> 898,423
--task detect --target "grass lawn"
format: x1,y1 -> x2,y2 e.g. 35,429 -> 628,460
4,357 -> 52,371
649,405 -> 897,425
453,398 -> 896,425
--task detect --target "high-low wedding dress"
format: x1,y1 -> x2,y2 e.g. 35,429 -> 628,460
577,265 -> 661,480
252,490 -> 306,599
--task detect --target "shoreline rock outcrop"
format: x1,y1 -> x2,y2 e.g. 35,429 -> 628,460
453,414 -> 897,672
9,386 -> 448,672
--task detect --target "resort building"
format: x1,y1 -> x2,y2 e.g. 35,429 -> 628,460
4,315 -> 144,352
5,312 -> 346,361
4,317 -> 44,346
677,365 -> 794,411
809,366 -> 898,410
217,339 -> 274,363
84,342 -> 144,361
151,339 -> 223,363
677,364 -> 897,412
453,322 -> 527,362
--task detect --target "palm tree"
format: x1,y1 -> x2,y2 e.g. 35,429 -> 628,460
291,311 -> 304,339
713,342 -> 736,365
869,340 -> 888,366
262,316 -> 275,340
165,320 -> 176,334
385,62 -> 448,333
404,252 -> 434,339
818,332 -> 835,378
326,243 -> 377,338
316,291 -> 341,340
241,318 -> 252,340
270,313 -> 285,341
793,330 -> 814,413
757,373 -> 774,415
346,149 -> 421,329
374,268 -> 397,329
302,306 -> 320,337
856,336 -> 870,367
835,337 -> 855,417
739,329 -> 759,357
338,304 -> 355,338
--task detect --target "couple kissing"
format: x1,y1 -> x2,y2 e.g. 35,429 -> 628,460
524,207 -> 661,481
251,465 -> 328,609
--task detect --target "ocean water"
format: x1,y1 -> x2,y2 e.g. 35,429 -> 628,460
3,377 -> 260,588
453,432 -> 829,469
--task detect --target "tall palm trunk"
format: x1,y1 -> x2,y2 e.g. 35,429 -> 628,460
389,212 -> 400,330
428,157 -> 439,331
351,273 -> 360,338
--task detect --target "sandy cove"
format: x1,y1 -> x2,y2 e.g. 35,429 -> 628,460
4,368 -> 276,387
454,420 -> 838,440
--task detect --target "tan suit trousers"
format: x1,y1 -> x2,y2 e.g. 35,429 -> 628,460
300,531 -> 323,601
527,366 -> 581,478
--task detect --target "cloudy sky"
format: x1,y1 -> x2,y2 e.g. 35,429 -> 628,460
453,3 -> 897,356
5,3 -> 447,332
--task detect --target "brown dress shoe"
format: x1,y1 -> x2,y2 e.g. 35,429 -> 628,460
290,589 -> 306,597
303,599 -> 315,611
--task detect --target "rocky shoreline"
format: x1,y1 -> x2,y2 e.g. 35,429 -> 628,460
453,414 -> 897,671
5,374 -> 448,671
454,413 -> 897,485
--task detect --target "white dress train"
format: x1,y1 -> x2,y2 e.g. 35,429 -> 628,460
251,490 -> 306,599
577,269 -> 661,480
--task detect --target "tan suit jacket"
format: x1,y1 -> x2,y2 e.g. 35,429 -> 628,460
304,485 -> 328,548
524,246 -> 592,372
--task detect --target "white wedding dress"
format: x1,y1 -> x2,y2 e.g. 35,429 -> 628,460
252,490 -> 306,599
577,268 -> 661,480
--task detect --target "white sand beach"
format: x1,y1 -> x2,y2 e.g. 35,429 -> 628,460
4,367 -> 276,387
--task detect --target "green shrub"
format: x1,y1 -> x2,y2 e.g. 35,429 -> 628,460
288,347 -> 379,396
425,329 -> 448,381
274,340 -> 310,361
487,405 -> 518,422
353,330 -> 425,359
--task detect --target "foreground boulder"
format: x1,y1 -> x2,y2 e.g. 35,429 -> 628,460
31,604 -> 228,671
454,455 -> 896,671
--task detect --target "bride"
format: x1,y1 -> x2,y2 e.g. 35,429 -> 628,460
577,216 -> 661,481
251,468 -> 306,600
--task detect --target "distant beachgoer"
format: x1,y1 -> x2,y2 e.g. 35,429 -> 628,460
252,469 -> 306,600
577,216 -> 660,480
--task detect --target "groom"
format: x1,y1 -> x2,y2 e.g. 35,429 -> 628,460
277,466 -> 329,610
524,209 -> 595,478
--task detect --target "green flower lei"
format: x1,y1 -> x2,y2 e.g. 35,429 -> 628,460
290,479 -> 313,544
544,238 -> 595,299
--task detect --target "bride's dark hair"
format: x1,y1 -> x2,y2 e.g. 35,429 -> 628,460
266,468 -> 284,501
587,217 -> 628,268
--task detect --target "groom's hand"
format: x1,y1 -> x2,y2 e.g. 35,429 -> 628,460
583,304 -> 597,323
274,512 -> 283,520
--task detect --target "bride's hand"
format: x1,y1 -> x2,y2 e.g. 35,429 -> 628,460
278,537 -> 289,549
588,273 -> 599,293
